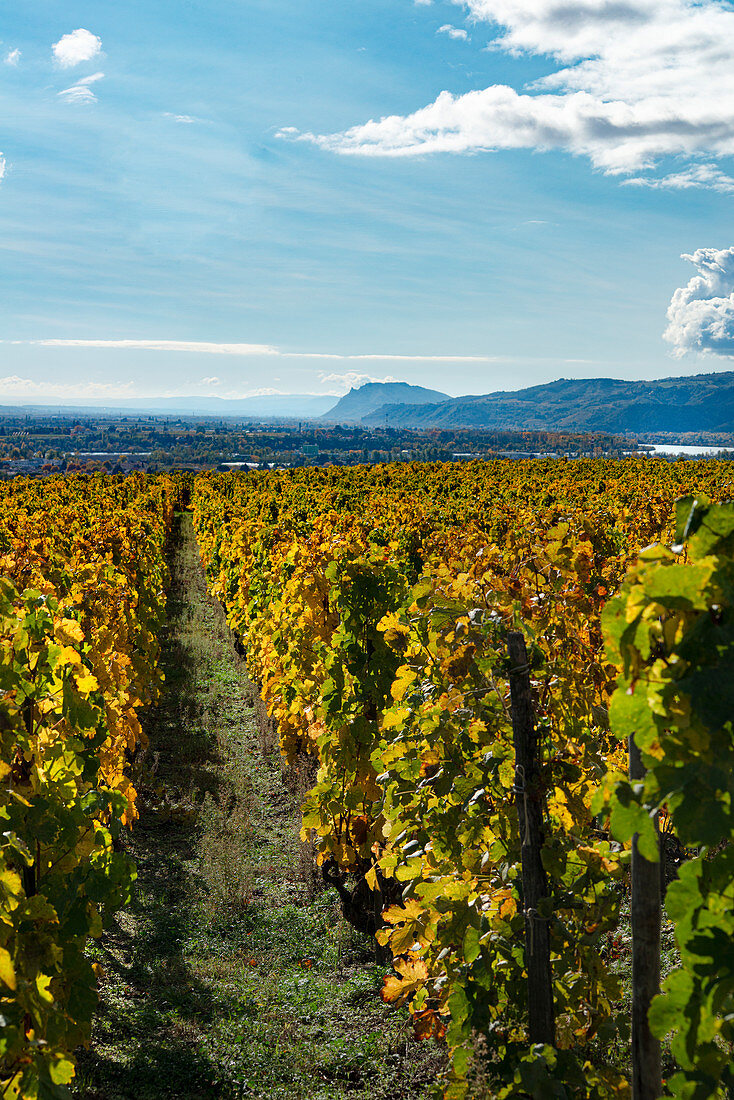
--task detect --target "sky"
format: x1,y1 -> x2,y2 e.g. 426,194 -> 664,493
1,0 -> 734,404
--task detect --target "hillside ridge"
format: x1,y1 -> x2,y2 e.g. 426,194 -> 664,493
356,372 -> 734,432
322,381 -> 449,421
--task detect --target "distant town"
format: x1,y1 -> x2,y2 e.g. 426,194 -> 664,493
0,411 -> 733,479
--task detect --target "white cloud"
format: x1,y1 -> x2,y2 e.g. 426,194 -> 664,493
58,86 -> 97,104
201,376 -> 221,385
163,113 -> 207,124
0,155 -> 6,183
289,352 -> 496,361
231,387 -> 284,397
58,73 -> 105,105
318,372 -> 401,393
664,247 -> 734,358
35,339 -> 280,356
438,24 -> 469,40
0,375 -> 297,402
0,375 -> 136,398
624,163 -> 734,194
29,338 -> 500,362
52,29 -> 102,69
288,0 -> 734,182
4,49 -> 20,66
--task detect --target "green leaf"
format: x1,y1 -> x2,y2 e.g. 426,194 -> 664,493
649,969 -> 694,1040
688,501 -> 734,558
609,687 -> 659,752
609,783 -> 659,861
448,986 -> 470,1025
463,926 -> 480,965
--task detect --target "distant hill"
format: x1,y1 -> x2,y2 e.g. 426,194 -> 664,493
359,373 -> 734,433
0,395 -> 336,419
322,382 -> 449,422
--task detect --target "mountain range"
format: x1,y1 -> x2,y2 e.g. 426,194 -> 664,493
2,372 -> 732,431
0,394 -> 336,419
349,372 -> 734,433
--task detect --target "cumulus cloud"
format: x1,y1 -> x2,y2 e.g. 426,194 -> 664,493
438,24 -> 469,40
52,29 -> 102,68
664,247 -> 734,358
0,155 -> 6,183
318,372 -> 401,393
4,49 -> 20,66
286,0 -> 734,182
200,376 -> 221,385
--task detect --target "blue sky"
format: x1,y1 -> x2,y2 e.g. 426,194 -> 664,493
1,0 -> 734,403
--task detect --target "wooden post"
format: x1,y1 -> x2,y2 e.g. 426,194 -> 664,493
629,734 -> 662,1100
507,631 -> 555,1046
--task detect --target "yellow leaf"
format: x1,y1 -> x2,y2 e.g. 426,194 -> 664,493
380,956 -> 428,1006
57,645 -> 82,668
383,898 -> 425,925
35,973 -> 54,1003
74,669 -> 99,693
0,947 -> 16,990
54,618 -> 85,646
48,1055 -> 76,1086
391,666 -> 417,702
381,706 -> 410,731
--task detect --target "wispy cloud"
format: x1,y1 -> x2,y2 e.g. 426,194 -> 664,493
0,375 -> 136,398
52,29 -> 102,68
665,246 -> 734,358
34,338 -> 280,356
0,375 -> 303,402
163,113 -> 208,124
437,24 -> 469,41
58,86 -> 97,104
625,163 -> 734,195
27,339 -> 502,363
58,72 -> 105,105
4,49 -> 20,66
285,0 -> 734,187
291,352 -> 497,362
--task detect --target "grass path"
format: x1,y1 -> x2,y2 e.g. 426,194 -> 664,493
75,514 -> 443,1100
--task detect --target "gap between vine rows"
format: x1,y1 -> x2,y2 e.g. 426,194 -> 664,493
74,512 -> 444,1100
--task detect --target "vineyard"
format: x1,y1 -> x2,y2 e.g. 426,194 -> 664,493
1,461 -> 733,1098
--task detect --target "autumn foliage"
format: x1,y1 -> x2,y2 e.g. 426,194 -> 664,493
192,458 -> 733,1097
0,474 -> 180,1096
